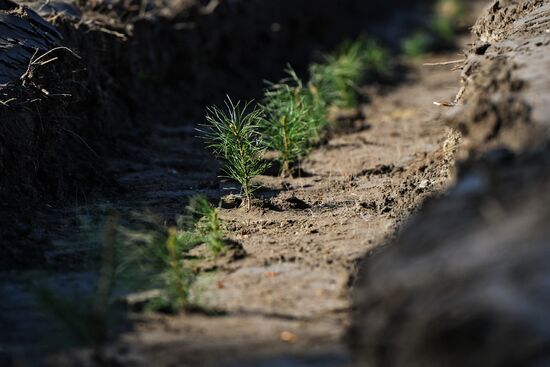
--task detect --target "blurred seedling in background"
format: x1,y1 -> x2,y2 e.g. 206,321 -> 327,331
402,0 -> 465,58
145,227 -> 195,312
432,0 -> 465,44
185,195 -> 226,255
256,38 -> 391,176
36,214 -> 120,355
118,195 -> 229,312
309,39 -> 366,108
201,97 -> 269,210
402,31 -> 432,59
309,38 -> 392,107
116,212 -> 198,313
361,38 -> 393,81
261,67 -> 318,177
39,199 -> 225,328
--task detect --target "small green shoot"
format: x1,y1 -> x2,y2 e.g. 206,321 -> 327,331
402,31 -> 432,59
431,16 -> 455,43
432,0 -> 465,43
115,213 -> 199,313
117,196 -> 230,312
117,215 -> 198,290
36,214 -> 120,349
309,40 -> 366,108
306,81 -> 330,135
402,0 -> 465,58
362,39 -> 393,81
163,227 -> 193,311
118,224 -> 196,313
261,68 -> 318,176
202,97 -> 269,210
187,195 -> 226,255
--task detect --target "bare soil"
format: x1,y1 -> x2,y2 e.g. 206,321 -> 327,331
0,0 -> 434,269
449,0 -> 550,153
351,1 -> 550,366
5,1 -> 549,366
30,52 -> 462,367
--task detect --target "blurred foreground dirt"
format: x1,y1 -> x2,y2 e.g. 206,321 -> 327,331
351,1 -> 550,366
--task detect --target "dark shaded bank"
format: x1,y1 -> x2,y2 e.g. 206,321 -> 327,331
350,1 -> 550,366
350,146 -> 550,367
0,0 -> 433,268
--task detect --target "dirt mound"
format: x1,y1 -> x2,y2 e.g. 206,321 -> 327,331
350,1 -> 550,365
448,0 -> 550,154
0,0 -> 61,84
350,147 -> 550,367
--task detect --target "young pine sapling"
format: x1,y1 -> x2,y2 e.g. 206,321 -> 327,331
187,195 -> 226,255
309,40 -> 366,108
202,97 -> 269,210
261,68 -> 318,176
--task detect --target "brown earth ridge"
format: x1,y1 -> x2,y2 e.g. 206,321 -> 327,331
351,1 -> 550,366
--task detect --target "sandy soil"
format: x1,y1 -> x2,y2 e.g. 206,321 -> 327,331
7,2 -> 534,367
21,49 -> 464,367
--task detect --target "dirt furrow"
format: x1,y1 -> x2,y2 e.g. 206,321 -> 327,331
43,55 -> 464,367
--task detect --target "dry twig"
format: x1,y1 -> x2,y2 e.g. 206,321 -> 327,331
423,59 -> 465,66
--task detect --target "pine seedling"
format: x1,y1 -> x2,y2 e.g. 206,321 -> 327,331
402,31 -> 432,59
362,39 -> 393,80
306,81 -> 330,135
187,195 -> 226,255
432,0 -> 464,43
131,227 -> 196,314
36,215 -> 120,349
403,0 -> 464,59
116,213 -> 199,290
284,67 -> 330,141
163,227 -> 193,311
120,225 -> 195,313
115,212 -> 199,313
309,40 -> 366,108
261,68 -> 318,176
202,97 -> 269,210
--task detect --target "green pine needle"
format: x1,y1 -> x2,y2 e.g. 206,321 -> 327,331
164,227 -> 192,312
202,97 -> 269,210
186,195 -> 226,255
261,67 -> 318,176
362,39 -> 393,80
309,40 -> 366,108
309,38 -> 392,108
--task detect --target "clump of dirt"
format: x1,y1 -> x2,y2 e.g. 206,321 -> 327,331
447,0 -> 550,154
351,1 -> 550,365
369,128 -> 461,232
473,0 -> 546,41
350,145 -> 550,367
